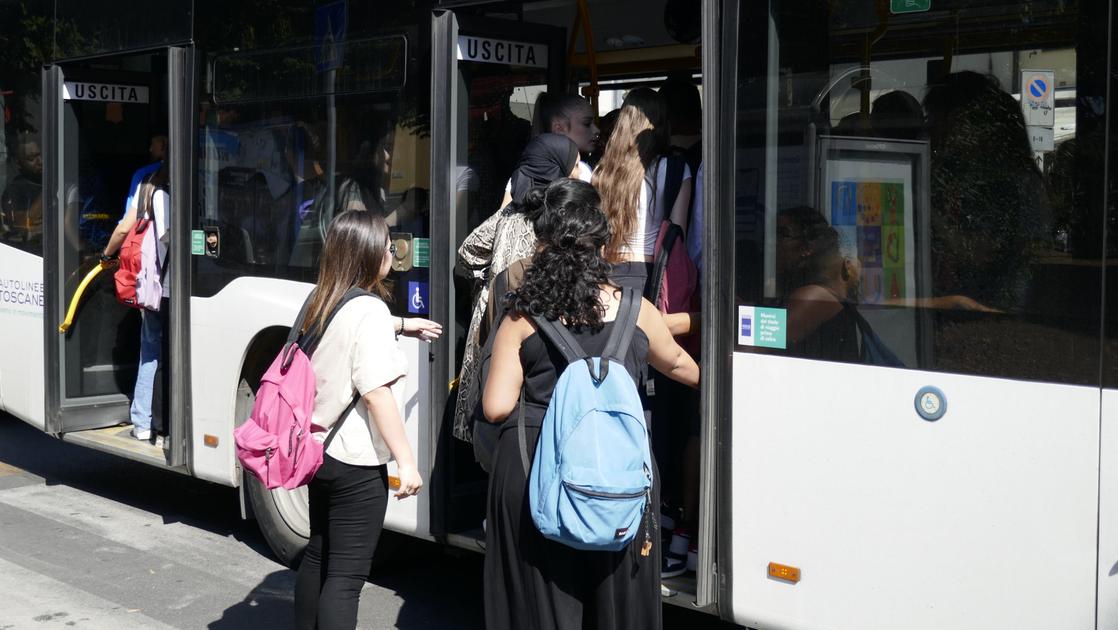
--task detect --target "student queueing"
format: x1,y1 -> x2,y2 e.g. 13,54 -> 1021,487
481,179 -> 700,630
592,88 -> 691,294
293,210 -> 442,630
100,135 -> 166,441
454,133 -> 582,444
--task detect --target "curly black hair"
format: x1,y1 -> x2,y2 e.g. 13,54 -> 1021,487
506,179 -> 613,332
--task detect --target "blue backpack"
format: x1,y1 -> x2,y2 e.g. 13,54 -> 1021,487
519,287 -> 654,552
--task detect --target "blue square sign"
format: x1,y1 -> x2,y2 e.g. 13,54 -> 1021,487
407,281 -> 428,315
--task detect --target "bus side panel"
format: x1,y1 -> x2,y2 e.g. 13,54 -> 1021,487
729,353 -> 1098,630
1099,391 -> 1118,630
190,276 -> 433,540
382,334 -> 431,540
190,277 -> 313,487
0,246 -> 45,430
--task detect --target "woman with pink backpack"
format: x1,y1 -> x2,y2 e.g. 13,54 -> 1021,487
293,210 -> 441,630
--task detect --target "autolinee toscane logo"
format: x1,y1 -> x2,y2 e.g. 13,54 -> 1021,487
0,277 -> 44,308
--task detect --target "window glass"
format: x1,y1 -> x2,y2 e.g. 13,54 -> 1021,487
192,2 -> 432,316
55,0 -> 192,59
0,0 -> 52,257
734,1 -> 1108,386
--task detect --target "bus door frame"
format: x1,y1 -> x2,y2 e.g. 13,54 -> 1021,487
429,8 -> 565,538
701,0 -> 736,617
41,46 -> 196,470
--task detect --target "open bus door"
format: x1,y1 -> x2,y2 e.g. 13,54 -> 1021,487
430,10 -> 565,539
43,48 -> 194,469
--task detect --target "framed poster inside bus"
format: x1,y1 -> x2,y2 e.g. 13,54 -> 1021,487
814,135 -> 932,366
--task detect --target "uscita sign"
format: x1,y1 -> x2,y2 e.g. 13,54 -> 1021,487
63,82 -> 149,104
456,35 -> 547,68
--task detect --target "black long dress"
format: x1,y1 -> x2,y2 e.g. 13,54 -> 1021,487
484,321 -> 661,630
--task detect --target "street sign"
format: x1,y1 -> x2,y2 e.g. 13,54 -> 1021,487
315,1 -> 347,72
1020,70 -> 1055,127
891,0 -> 931,14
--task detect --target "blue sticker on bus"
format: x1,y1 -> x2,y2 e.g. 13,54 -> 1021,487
407,281 -> 428,314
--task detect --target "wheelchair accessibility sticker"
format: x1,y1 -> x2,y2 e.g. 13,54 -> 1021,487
408,281 -> 428,315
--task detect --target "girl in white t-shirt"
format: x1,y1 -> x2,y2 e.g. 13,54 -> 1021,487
294,210 -> 441,630
592,88 -> 691,294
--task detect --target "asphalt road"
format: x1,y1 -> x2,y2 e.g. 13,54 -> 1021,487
0,414 -> 740,629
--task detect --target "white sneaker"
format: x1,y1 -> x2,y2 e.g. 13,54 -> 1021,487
130,427 -> 152,441
154,435 -> 165,449
668,529 -> 691,557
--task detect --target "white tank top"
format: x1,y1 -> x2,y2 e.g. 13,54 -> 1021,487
621,157 -> 692,257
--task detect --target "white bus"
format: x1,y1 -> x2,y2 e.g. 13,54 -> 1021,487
0,1 -> 1115,628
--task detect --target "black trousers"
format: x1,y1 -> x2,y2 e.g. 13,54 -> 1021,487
295,455 -> 390,630
151,297 -> 170,436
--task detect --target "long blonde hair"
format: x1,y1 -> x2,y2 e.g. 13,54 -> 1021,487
591,88 -> 668,262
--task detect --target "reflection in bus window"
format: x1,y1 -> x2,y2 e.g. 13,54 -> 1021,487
734,2 -> 1107,386
195,37 -> 429,316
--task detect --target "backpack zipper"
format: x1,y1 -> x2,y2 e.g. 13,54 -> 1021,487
563,482 -> 647,500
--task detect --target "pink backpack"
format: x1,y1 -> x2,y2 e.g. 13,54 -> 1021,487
234,289 -> 369,490
650,220 -> 698,314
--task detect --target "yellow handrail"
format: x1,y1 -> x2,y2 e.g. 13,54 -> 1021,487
58,260 -> 113,333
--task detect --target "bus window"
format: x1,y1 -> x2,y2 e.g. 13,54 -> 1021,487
734,1 -> 1107,386
196,35 -> 429,317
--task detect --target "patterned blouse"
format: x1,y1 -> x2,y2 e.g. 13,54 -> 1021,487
453,207 -> 538,442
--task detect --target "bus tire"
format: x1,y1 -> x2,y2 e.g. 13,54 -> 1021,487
245,472 -> 311,568
236,377 -> 311,568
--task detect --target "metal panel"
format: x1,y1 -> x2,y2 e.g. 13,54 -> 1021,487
41,64 -> 63,436
167,46 -> 196,469
701,0 -> 738,615
429,9 -> 459,539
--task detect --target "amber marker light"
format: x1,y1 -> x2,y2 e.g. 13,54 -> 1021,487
388,476 -> 401,490
203,434 -> 219,448
768,562 -> 801,583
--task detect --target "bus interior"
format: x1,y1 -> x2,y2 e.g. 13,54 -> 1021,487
50,50 -> 171,465
432,0 -> 710,603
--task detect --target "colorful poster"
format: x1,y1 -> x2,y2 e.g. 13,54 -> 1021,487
883,225 -> 905,268
885,267 -> 906,300
858,226 -> 882,267
882,183 -> 903,226
861,267 -> 884,304
856,182 -> 882,226
831,181 -> 857,225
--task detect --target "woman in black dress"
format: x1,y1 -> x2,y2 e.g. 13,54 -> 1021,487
480,179 -> 700,630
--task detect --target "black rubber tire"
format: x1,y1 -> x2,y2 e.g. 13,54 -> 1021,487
245,472 -> 309,568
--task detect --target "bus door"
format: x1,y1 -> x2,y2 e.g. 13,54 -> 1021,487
718,2 -> 1108,629
430,11 -> 564,536
43,48 -> 190,468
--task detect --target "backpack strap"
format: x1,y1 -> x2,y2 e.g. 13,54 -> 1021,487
281,287 -> 370,369
300,287 -> 371,357
323,392 -> 361,451
602,287 -> 641,365
648,222 -> 682,305
661,154 -> 687,226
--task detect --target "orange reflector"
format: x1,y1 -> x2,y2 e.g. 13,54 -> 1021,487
768,562 -> 801,583
203,434 -> 219,448
388,476 -> 401,490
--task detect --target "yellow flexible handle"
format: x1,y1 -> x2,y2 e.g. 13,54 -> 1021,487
58,261 -> 113,333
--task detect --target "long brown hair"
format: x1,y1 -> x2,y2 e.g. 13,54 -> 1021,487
591,88 -> 668,262
302,210 -> 392,335
137,161 -> 170,221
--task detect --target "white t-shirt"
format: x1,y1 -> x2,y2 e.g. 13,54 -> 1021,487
310,295 -> 409,466
503,160 -> 593,194
622,157 -> 692,257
